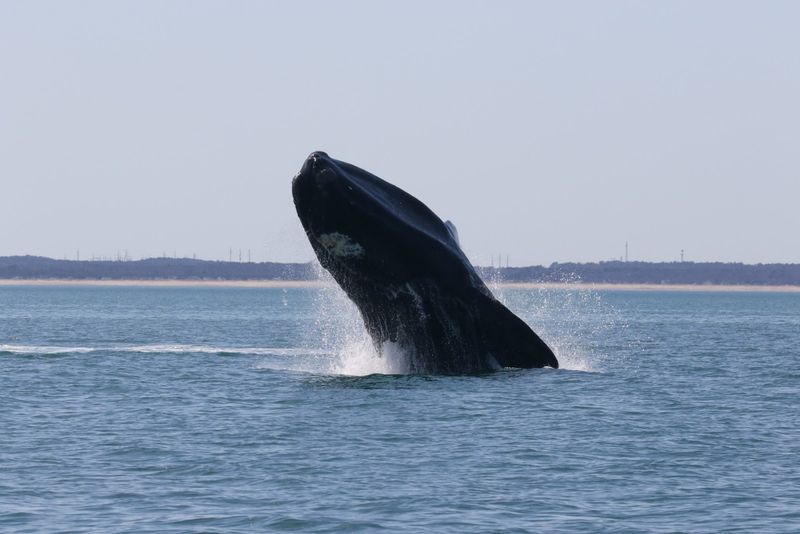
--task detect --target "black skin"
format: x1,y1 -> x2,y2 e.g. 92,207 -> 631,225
292,151 -> 558,374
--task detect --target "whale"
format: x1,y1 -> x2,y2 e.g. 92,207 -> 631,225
292,151 -> 558,374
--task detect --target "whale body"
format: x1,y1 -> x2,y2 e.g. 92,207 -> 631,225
292,152 -> 558,374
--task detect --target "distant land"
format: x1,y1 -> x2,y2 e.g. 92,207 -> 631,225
2,256 -> 800,286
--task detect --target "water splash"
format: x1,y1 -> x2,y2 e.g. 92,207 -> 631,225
307,264 -> 409,376
486,274 -> 622,373
329,340 -> 410,376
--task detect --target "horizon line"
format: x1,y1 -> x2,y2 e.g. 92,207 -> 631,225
2,254 -> 800,268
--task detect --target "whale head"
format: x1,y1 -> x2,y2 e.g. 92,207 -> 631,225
292,151 -> 473,289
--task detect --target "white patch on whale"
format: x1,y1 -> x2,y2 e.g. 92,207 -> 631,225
319,232 -> 365,258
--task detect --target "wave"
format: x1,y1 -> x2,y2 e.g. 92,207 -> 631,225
0,343 -> 328,357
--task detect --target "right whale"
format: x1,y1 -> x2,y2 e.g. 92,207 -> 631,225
292,152 -> 558,374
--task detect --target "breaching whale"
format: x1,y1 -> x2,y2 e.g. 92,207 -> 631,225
292,152 -> 558,374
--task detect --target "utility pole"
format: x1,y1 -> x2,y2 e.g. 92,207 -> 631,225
625,241 -> 629,262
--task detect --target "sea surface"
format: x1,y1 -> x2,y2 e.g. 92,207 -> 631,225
1,284 -> 798,533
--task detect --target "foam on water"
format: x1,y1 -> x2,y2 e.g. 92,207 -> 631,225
0,344 -> 98,355
0,343 -> 326,357
126,344 -> 327,356
331,340 -> 411,375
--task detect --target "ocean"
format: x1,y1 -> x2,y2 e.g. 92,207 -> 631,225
1,284 -> 798,532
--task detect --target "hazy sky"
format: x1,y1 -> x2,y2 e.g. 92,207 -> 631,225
1,1 -> 798,265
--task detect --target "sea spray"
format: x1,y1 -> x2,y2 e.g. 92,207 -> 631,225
486,271 -> 623,373
308,263 -> 409,375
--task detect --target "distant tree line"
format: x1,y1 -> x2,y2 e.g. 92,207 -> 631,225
0,256 -> 316,281
476,261 -> 800,286
2,256 -> 800,285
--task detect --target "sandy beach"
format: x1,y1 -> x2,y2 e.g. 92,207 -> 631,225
1,279 -> 798,292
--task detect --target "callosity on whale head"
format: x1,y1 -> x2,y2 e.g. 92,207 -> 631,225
292,151 -> 558,374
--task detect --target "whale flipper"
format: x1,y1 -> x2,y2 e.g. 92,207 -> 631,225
477,296 -> 559,369
444,220 -> 460,246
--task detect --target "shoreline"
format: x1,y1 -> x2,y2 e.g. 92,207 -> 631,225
1,279 -> 798,292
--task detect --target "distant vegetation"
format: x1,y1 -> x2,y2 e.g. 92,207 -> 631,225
0,256 -> 316,281
477,261 -> 800,286
2,256 -> 800,286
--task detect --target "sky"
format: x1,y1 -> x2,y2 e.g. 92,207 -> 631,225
1,1 -> 798,266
